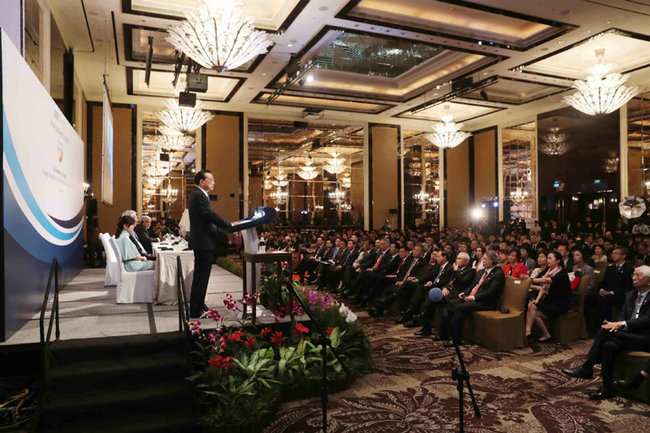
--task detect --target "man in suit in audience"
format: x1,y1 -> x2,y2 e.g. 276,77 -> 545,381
410,252 -> 476,337
134,216 -> 161,255
293,237 -> 325,282
557,244 -> 575,270
368,245 -> 427,317
188,170 -> 233,318
341,240 -> 377,298
356,241 -> 402,307
563,266 -> 650,400
353,239 -> 392,304
439,250 -> 505,346
586,246 -> 635,325
316,239 -> 343,289
329,240 -> 359,293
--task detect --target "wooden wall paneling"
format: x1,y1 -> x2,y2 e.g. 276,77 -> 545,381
446,138 -> 470,228
370,125 -> 399,230
474,128 -> 497,204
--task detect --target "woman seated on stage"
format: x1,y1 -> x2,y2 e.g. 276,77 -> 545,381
503,248 -> 528,278
523,251 -> 570,342
116,215 -> 155,272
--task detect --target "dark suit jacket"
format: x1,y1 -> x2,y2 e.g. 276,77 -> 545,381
420,263 -> 454,287
400,257 -> 427,281
450,266 -> 477,293
188,187 -> 231,251
134,224 -> 158,254
601,263 -> 635,299
359,249 -> 377,269
463,267 -> 505,308
383,254 -> 402,275
617,290 -> 650,337
369,250 -> 392,272
335,249 -> 350,266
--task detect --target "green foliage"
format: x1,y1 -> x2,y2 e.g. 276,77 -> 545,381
215,256 -> 243,278
258,274 -> 299,312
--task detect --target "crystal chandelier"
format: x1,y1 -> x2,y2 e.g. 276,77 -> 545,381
563,49 -> 641,116
162,184 -> 179,205
414,191 -> 430,206
166,0 -> 273,72
508,187 -> 529,206
604,157 -> 619,173
264,178 -> 273,190
297,161 -> 319,180
340,175 -> 351,189
329,188 -> 346,205
155,99 -> 214,133
271,171 -> 288,187
323,153 -> 347,175
156,134 -> 195,151
425,105 -> 472,149
270,188 -> 287,205
540,126 -> 572,156
143,163 -> 170,178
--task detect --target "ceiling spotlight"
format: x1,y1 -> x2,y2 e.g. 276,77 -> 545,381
493,201 -> 499,208
558,40 -> 565,44
480,90 -> 489,101
287,43 -> 293,47
305,74 -> 316,84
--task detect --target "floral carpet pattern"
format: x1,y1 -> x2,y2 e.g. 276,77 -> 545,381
263,304 -> 650,433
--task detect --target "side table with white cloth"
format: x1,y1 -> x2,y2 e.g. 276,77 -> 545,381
153,238 -> 195,305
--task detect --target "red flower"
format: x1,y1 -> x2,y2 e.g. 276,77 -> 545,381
270,331 -> 287,347
294,323 -> 309,337
260,328 -> 272,336
227,330 -> 244,342
244,336 -> 256,350
208,355 -> 236,371
327,327 -> 334,337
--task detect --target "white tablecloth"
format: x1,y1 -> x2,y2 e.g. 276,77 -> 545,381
153,242 -> 194,305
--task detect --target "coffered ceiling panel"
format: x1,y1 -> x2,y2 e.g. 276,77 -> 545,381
124,0 -> 307,31
461,77 -> 567,105
268,27 -> 502,103
251,91 -> 394,114
127,68 -> 244,102
511,29 -> 650,79
336,0 -> 575,51
398,100 -> 503,122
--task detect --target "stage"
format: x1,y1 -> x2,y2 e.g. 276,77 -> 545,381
0,265 -> 303,346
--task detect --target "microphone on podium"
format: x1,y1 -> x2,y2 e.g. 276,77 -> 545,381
229,193 -> 254,204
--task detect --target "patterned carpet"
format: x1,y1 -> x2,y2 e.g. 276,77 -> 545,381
263,304 -> 650,433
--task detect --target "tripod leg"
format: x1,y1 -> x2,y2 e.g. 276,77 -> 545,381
322,341 -> 328,433
458,379 -> 464,433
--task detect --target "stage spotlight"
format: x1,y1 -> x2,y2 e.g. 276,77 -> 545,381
493,201 -> 499,208
480,89 -> 488,101
471,208 -> 484,219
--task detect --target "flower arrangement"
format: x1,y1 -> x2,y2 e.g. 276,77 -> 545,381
186,283 -> 371,430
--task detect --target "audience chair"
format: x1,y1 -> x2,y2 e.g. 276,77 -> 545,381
99,233 -> 119,287
469,276 -> 532,351
614,351 -> 650,403
545,275 -> 591,344
108,237 -> 155,304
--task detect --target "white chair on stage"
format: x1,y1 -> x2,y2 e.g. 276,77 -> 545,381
99,233 -> 119,287
108,237 -> 155,304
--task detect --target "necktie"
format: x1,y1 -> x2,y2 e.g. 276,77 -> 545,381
435,264 -> 444,282
402,259 -> 418,281
372,251 -> 385,269
469,270 -> 489,297
631,293 -> 644,320
396,259 -> 405,272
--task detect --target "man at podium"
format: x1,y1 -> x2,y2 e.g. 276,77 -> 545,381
188,170 -> 232,318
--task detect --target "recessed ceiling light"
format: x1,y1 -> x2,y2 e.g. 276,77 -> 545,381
262,73 -> 267,76
287,44 -> 293,47
561,10 -> 571,15
558,40 -> 565,44
483,72 -> 488,75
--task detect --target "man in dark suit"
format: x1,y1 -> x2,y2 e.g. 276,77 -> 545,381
615,218 -> 629,236
441,250 -> 505,346
188,170 -> 233,318
557,244 -> 575,270
134,216 -> 161,255
328,240 -> 359,293
586,246 -> 635,325
353,239 -> 392,304
368,245 -> 427,316
356,241 -> 401,306
397,250 -> 448,325
562,266 -> 650,399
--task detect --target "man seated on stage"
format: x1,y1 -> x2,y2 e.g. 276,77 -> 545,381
562,265 -> 650,400
438,250 -> 504,346
585,246 -> 635,326
410,252 -> 476,337
355,241 -> 402,307
368,245 -> 427,317
134,216 -> 162,255
122,210 -> 156,261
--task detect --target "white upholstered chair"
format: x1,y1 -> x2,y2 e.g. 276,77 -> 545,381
109,237 -> 155,304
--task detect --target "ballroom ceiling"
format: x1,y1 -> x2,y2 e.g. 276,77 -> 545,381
50,0 -> 650,131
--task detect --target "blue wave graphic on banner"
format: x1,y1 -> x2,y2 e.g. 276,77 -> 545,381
3,109 -> 82,241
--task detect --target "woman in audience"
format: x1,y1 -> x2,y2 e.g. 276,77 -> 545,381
523,251 -> 570,342
592,244 -> 608,263
503,248 -> 528,278
115,215 -> 155,272
520,246 -> 536,273
527,249 -> 549,303
498,249 -> 509,268
473,246 -> 485,271
572,248 -> 596,292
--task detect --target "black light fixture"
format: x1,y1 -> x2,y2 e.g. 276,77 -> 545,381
480,89 -> 489,101
144,36 -> 154,87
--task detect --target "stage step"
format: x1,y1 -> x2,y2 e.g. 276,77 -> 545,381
36,331 -> 200,432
